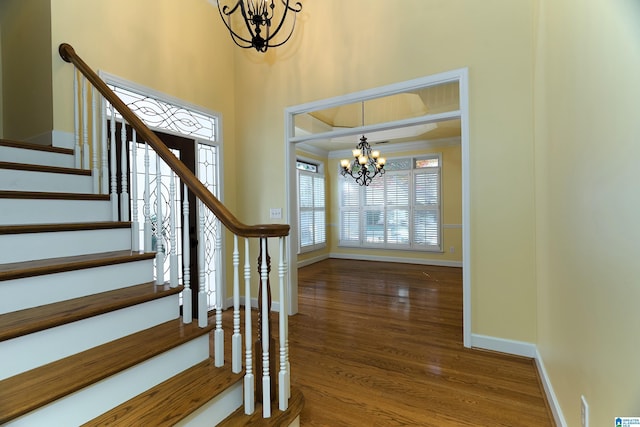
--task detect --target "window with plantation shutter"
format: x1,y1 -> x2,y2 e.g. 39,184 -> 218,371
297,163 -> 326,253
339,154 -> 441,251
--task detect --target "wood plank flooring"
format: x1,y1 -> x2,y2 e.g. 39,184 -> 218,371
289,259 -> 553,426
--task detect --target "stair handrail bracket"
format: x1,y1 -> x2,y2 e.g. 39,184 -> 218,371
58,42 -> 291,418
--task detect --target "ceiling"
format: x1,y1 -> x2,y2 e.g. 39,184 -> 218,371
295,82 -> 462,153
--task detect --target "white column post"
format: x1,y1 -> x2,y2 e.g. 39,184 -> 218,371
260,238 -> 271,418
232,235 -> 242,373
100,97 -> 108,195
81,76 -> 89,170
119,121 -> 129,222
91,87 -> 99,193
109,108 -> 118,221
73,70 -> 81,169
182,183 -> 192,323
243,238 -> 255,415
131,130 -> 140,252
278,236 -> 289,411
169,171 -> 179,288
143,143 -> 152,252
198,201 -> 208,328
155,153 -> 165,285
214,219 -> 224,366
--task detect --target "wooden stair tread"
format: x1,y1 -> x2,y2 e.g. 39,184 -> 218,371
0,190 -> 109,200
0,139 -> 74,155
0,221 -> 131,235
0,161 -> 90,175
0,318 -> 215,424
219,387 -> 304,427
0,250 -> 156,281
84,359 -> 242,426
0,282 -> 182,342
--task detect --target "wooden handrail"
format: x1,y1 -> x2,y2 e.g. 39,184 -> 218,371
58,43 -> 289,238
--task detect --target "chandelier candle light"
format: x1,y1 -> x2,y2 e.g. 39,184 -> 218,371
340,103 -> 386,186
217,0 -> 303,52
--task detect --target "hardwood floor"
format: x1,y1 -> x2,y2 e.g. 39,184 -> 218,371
289,259 -> 553,426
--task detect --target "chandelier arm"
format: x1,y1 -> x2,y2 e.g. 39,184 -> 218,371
263,0 -> 301,45
218,2 -> 257,48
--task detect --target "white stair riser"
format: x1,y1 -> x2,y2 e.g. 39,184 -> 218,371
0,146 -> 75,168
0,295 -> 181,380
0,259 -> 155,314
0,198 -> 112,224
5,335 -> 211,427
0,168 -> 93,193
0,228 -> 132,264
176,382 -> 243,427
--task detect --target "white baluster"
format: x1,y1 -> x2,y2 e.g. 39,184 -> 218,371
143,143 -> 152,251
232,235 -> 242,373
244,238 -> 255,415
278,236 -> 289,410
284,237 -> 291,400
198,201 -> 208,328
120,122 -> 129,222
182,183 -> 192,323
82,76 -> 89,170
155,153 -> 165,285
131,130 -> 139,251
101,99 -> 108,195
215,219 -> 224,366
169,171 -> 178,288
91,87 -> 99,193
73,70 -> 80,169
261,238 -> 271,418
109,109 -> 118,221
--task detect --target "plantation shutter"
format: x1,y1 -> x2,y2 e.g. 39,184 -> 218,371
414,169 -> 440,248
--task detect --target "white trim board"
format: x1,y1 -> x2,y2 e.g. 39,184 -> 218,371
297,253 -> 330,268
329,253 -> 462,268
470,333 -> 537,358
535,349 -> 568,427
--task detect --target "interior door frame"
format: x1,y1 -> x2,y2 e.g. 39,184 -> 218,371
284,68 -> 471,347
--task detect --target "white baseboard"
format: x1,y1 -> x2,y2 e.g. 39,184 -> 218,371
471,334 -> 565,426
535,348 -> 567,427
329,252 -> 463,268
470,333 -> 537,358
297,253 -> 329,268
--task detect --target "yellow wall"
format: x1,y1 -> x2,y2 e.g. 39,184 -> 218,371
0,0 -> 52,140
534,0 -> 640,425
233,0 -> 537,343
48,0 -> 239,220
328,143 -> 462,265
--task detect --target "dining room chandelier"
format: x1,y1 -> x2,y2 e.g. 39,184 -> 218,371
217,0 -> 303,52
340,103 -> 386,186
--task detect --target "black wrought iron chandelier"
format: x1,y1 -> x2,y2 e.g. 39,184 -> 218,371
340,103 -> 386,186
217,0 -> 302,52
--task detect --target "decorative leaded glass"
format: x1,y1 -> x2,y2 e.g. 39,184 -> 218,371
107,84 -> 216,142
384,157 -> 412,171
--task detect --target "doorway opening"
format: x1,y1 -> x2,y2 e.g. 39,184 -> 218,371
284,69 -> 471,347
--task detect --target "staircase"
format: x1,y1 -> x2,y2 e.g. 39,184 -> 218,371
0,139 -> 246,426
